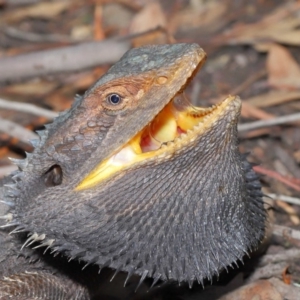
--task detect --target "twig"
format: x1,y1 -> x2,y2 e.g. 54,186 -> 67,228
3,26 -> 73,43
0,117 -> 37,144
267,193 -> 300,206
0,38 -> 130,83
245,262 -> 288,283
253,165 -> 300,192
0,98 -> 58,119
238,112 -> 300,132
1,0 -> 41,5
0,28 -> 164,83
241,102 -> 274,120
273,224 -> 300,240
259,248 -> 300,266
245,91 -> 300,108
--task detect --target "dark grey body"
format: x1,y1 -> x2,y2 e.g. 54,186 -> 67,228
0,44 -> 265,299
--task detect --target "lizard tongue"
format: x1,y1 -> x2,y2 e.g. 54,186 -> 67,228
140,102 -> 177,152
140,92 -> 211,152
125,92 -> 211,154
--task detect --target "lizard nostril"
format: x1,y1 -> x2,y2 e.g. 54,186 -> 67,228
44,165 -> 63,187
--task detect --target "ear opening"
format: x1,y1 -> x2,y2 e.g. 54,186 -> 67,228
44,165 -> 63,187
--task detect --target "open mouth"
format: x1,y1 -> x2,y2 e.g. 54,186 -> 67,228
76,44 -> 240,191
76,86 -> 233,191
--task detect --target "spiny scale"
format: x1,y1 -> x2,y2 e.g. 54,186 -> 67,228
11,172 -> 24,181
110,266 -> 121,282
0,213 -> 12,221
9,226 -> 26,235
29,139 -> 40,148
0,200 -> 15,207
8,158 -> 28,170
124,267 -> 134,287
21,233 -> 46,250
135,270 -> 149,292
150,275 -> 161,290
32,238 -> 55,254
4,184 -> 20,197
0,222 -> 19,229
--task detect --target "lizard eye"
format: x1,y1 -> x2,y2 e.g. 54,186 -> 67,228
107,93 -> 122,105
102,91 -> 127,112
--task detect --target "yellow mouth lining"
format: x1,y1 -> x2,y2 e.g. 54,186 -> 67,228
76,93 -> 219,191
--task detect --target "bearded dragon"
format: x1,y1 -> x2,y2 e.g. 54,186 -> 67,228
0,43 -> 266,299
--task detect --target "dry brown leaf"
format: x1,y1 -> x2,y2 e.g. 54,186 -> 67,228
129,1 -> 168,46
270,278 -> 300,299
169,1 -> 227,35
3,1 -> 72,22
269,30 -> 300,46
246,91 -> 300,108
45,92 -> 73,111
70,25 -> 93,40
219,1 -> 300,47
220,280 -> 282,300
267,44 -> 300,90
129,1 -> 166,33
102,3 -> 134,31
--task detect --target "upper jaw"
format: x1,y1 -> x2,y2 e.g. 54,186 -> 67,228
74,44 -> 206,185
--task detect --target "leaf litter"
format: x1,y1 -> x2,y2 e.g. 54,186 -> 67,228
0,0 -> 300,299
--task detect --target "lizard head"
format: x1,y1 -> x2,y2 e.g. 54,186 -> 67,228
1,44 -> 265,286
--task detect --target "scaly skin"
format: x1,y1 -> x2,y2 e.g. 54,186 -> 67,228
0,44 -> 265,299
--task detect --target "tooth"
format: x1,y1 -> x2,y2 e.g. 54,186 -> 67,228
180,133 -> 187,139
